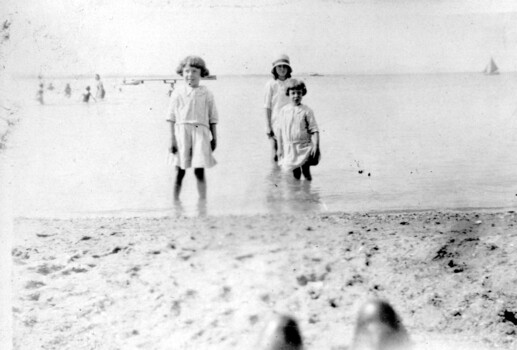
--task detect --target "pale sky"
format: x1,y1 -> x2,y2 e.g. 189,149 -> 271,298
2,0 -> 517,76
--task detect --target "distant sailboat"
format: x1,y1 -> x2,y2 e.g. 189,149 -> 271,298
483,58 -> 499,75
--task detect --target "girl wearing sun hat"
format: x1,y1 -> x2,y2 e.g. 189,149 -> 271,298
264,54 -> 294,163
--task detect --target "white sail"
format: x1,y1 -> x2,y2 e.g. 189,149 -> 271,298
484,58 -> 499,75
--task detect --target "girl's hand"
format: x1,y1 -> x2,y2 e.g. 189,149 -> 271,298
211,138 -> 217,151
310,144 -> 319,157
171,140 -> 178,154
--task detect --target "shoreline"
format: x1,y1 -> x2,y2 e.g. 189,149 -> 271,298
11,210 -> 517,349
9,202 -> 517,220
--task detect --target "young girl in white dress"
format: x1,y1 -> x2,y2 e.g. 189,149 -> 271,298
264,54 -> 293,163
167,56 -> 218,200
276,79 -> 320,180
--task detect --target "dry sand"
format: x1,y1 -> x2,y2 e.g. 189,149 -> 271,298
10,210 -> 517,349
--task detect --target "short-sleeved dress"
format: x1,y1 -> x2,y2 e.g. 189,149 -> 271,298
167,84 -> 218,169
264,78 -> 292,134
277,103 -> 319,170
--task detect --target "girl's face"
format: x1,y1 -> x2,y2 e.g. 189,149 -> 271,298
289,89 -> 303,105
275,65 -> 289,80
183,65 -> 201,87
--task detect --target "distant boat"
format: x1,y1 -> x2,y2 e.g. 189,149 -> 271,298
122,75 -> 217,85
309,72 -> 324,77
483,58 -> 499,75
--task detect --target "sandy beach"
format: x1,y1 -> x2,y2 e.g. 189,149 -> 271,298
3,2 -> 517,349
10,210 -> 517,349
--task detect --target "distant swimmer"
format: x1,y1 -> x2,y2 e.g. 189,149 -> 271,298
168,81 -> 176,97
95,74 -> 106,99
64,83 -> 72,98
82,86 -> 96,103
47,82 -> 55,91
36,83 -> 44,105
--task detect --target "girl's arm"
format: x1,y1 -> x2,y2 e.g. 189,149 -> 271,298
169,121 -> 177,153
306,109 -> 319,155
265,108 -> 274,137
263,82 -> 274,137
311,131 -> 320,156
210,123 -> 217,151
276,127 -> 283,159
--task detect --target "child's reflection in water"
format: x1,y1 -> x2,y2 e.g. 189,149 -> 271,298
266,168 -> 323,214
171,198 -> 206,217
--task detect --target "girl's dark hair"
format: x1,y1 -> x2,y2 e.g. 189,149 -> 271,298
176,56 -> 210,77
272,65 -> 292,80
285,79 -> 307,96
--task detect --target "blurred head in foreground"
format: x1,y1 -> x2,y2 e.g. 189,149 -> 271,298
257,314 -> 303,350
350,299 -> 412,350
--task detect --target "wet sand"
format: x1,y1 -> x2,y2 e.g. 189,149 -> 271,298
11,210 -> 517,349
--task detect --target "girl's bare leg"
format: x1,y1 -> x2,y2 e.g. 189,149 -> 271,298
292,167 -> 302,180
174,167 -> 186,201
270,137 -> 278,163
194,168 -> 206,199
301,163 -> 312,181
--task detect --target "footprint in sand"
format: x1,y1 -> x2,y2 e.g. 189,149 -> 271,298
34,263 -> 65,275
25,280 -> 45,289
12,247 -> 32,261
220,286 -> 232,301
61,266 -> 90,275
171,300 -> 181,317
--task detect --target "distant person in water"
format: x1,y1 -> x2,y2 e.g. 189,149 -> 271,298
167,55 -> 218,201
64,83 -> 72,98
264,54 -> 294,164
168,81 -> 176,97
36,83 -> 44,105
257,299 -> 411,350
47,82 -> 55,91
276,79 -> 320,181
82,86 -> 96,103
95,74 -> 106,99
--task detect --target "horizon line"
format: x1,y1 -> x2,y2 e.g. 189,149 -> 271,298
10,70 -> 517,80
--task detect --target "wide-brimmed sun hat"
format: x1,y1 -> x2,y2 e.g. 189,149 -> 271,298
271,54 -> 292,74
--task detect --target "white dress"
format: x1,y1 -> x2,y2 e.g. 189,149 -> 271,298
167,85 -> 218,169
277,103 -> 319,170
263,78 -> 292,132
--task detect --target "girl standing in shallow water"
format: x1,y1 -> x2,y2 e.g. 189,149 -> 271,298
167,56 -> 218,201
264,54 -> 293,163
276,79 -> 320,180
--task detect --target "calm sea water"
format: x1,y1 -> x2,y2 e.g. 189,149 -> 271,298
5,73 -> 517,217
